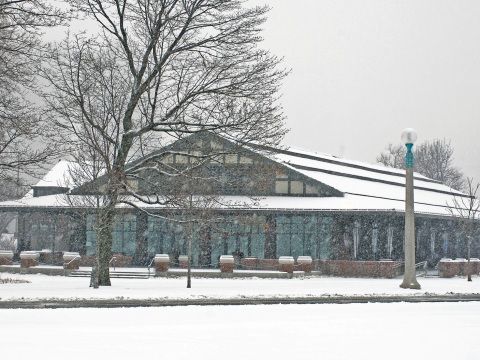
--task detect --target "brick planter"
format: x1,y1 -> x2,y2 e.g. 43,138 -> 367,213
79,255 -> 96,267
179,255 -> 189,268
63,252 -> 80,270
20,251 -> 39,268
470,259 -> 480,275
439,258 -> 480,277
220,255 -> 234,273
241,257 -> 258,270
278,256 -> 295,273
462,259 -> 480,276
315,259 -> 401,278
256,259 -> 279,271
457,258 -> 468,275
296,256 -> 313,273
438,258 -> 456,277
0,250 -> 14,265
154,254 -> 170,272
111,254 -> 133,267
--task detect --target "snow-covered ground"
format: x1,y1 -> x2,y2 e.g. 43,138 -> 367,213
0,274 -> 479,359
1,273 -> 479,301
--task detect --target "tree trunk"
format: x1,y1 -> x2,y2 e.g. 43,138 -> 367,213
467,237 -> 472,282
93,202 -> 116,287
187,223 -> 193,289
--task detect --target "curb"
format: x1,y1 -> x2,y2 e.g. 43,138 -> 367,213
1,294 -> 480,309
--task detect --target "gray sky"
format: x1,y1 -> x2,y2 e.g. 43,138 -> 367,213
249,0 -> 480,182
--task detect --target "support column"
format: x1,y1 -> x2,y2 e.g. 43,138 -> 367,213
264,214 -> 276,259
134,212 -> 149,266
16,212 -> 27,256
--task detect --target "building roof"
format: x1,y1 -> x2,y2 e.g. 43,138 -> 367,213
262,145 -> 465,216
33,160 -> 74,188
0,137 -> 469,218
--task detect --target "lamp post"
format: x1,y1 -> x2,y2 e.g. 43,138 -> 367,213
400,128 -> 421,289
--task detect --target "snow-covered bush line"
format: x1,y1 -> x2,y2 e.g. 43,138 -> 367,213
0,277 -> 30,284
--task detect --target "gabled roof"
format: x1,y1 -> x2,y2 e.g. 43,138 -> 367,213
260,144 -> 466,215
0,133 -> 469,217
33,160 -> 74,188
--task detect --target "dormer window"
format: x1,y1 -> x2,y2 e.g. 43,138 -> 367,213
32,186 -> 70,197
274,179 -> 320,196
290,181 -> 304,194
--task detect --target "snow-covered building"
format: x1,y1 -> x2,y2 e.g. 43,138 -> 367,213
0,132 -> 476,267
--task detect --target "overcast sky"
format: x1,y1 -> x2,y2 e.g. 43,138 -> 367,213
248,0 -> 480,182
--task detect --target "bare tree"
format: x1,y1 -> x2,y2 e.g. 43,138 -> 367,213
0,233 -> 15,251
0,0 -> 67,87
173,191 -> 219,289
41,0 -> 287,286
377,139 -> 465,190
376,143 -> 405,170
447,178 -> 480,281
0,0 -> 69,191
0,179 -> 17,234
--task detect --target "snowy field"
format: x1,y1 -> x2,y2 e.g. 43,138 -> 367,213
1,273 -> 480,301
0,274 -> 479,359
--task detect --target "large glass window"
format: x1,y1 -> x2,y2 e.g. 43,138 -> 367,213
210,215 -> 266,264
147,216 -> 200,265
276,215 -> 306,257
317,216 -> 333,259
86,214 -> 96,255
275,215 -> 332,259
86,214 -> 137,256
112,214 -> 137,256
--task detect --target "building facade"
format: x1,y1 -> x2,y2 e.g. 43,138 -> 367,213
1,133 -> 478,267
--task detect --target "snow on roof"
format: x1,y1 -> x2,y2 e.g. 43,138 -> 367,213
33,160 -> 75,188
0,193 -> 458,218
0,140 -> 467,217
268,145 -> 464,193
0,194 -> 81,209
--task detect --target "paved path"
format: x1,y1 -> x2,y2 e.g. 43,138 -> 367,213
1,293 -> 480,309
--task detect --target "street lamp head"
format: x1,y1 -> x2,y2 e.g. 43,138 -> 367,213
401,128 -> 417,145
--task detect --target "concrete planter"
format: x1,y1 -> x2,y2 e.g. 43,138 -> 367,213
0,250 -> 14,265
63,252 -> 80,270
154,254 -> 170,272
278,256 -> 295,273
179,255 -> 189,268
20,251 -> 40,268
296,256 -> 313,273
220,255 -> 234,273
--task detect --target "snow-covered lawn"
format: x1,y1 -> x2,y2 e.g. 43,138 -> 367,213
0,274 -> 479,359
1,302 -> 479,359
1,273 -> 479,301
